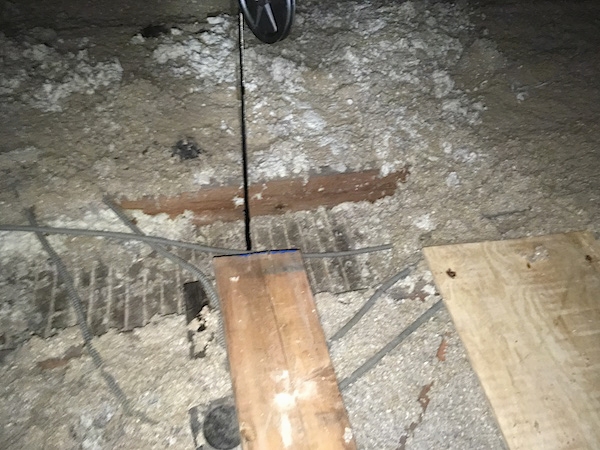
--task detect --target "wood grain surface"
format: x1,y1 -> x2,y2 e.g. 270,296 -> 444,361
424,231 -> 600,449
118,168 -> 409,225
214,250 -> 356,450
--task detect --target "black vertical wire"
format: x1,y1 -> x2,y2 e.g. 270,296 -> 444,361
237,11 -> 252,251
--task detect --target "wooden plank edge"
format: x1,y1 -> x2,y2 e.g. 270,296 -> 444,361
116,167 -> 410,225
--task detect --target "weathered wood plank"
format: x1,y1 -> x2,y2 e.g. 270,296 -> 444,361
213,250 -> 356,450
118,168 -> 409,225
424,231 -> 600,450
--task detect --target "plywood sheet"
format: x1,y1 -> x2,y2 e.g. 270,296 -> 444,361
214,250 -> 356,450
424,231 -> 600,449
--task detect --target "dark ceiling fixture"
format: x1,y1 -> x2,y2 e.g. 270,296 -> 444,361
239,0 -> 295,44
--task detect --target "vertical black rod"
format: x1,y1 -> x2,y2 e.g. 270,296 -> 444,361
238,11 -> 252,251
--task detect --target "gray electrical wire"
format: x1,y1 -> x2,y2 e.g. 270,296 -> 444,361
339,299 -> 444,391
101,197 -> 230,348
0,224 -> 392,259
24,208 -> 148,420
18,208 -> 436,402
102,197 -> 222,311
0,224 -> 243,254
24,210 -> 97,350
304,244 -> 392,259
329,263 -> 417,343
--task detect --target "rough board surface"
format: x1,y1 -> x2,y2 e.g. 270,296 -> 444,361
118,168 -> 409,225
424,231 -> 600,449
214,251 -> 356,450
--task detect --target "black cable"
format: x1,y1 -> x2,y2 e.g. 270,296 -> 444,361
238,11 -> 252,251
339,300 -> 444,391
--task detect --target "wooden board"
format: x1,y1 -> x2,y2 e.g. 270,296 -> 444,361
118,167 -> 409,225
213,250 -> 356,450
423,231 -> 600,449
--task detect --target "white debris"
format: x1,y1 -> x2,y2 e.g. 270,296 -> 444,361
445,171 -> 460,187
232,196 -> 245,207
129,34 -> 145,44
0,34 -> 123,112
414,214 -> 436,231
152,15 -> 236,86
301,110 -> 326,132
344,427 -> 354,444
244,0 -> 483,182
252,141 -> 311,182
432,70 -> 455,98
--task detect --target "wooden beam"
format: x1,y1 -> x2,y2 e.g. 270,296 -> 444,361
424,232 -> 600,450
117,168 -> 409,225
213,250 -> 356,450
